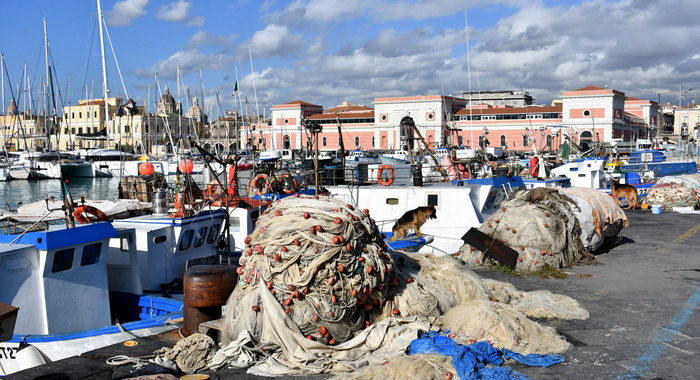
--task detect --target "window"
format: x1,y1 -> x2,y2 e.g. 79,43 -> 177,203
427,194 -> 438,206
385,198 -> 399,205
81,243 -> 102,266
583,109 -> 591,117
179,230 -> 194,251
283,135 -> 290,149
482,115 -> 496,120
322,137 -> 327,147
125,125 -> 130,133
522,135 -> 529,147
478,135 -> 485,148
193,227 -> 207,248
94,111 -> 97,118
354,136 -> 360,147
427,113 -> 434,120
500,135 -> 507,147
71,112 -> 75,118
207,224 -> 220,244
381,114 -> 388,121
371,136 -> 375,147
78,128 -> 83,134
52,248 -> 74,273
154,235 -> 167,244
120,237 -> 130,252
457,136 -> 463,146
546,135 -> 553,147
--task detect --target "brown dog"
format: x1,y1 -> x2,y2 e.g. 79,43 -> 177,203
390,205 -> 437,241
611,179 -> 639,209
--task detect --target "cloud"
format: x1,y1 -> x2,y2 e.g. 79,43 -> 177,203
132,48 -> 233,79
242,24 -> 304,58
185,31 -> 237,50
157,0 -> 204,26
106,0 -> 149,26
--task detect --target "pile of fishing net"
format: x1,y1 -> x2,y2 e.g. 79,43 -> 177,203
213,195 -> 588,376
645,173 -> 700,210
457,187 -> 628,272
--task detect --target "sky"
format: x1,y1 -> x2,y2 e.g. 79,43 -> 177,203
0,0 -> 698,117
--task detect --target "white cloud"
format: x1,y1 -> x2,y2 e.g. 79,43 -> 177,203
132,48 -> 233,79
106,0 -> 149,26
157,0 -> 204,25
244,24 -> 304,58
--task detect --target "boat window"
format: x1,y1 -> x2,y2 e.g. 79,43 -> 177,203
154,235 -> 167,244
193,227 -> 207,248
386,198 -> 399,205
427,194 -> 438,206
52,248 -> 75,273
230,217 -> 241,229
120,236 -> 130,252
81,243 -> 102,266
207,224 -> 221,244
179,230 -> 194,251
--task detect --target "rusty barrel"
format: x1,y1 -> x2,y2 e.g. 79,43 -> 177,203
183,265 -> 238,337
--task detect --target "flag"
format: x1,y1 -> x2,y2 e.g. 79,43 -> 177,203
232,80 -> 238,95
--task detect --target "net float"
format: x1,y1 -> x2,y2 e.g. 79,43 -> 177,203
304,212 -> 310,219
334,217 -> 342,224
274,253 -> 281,261
281,246 -> 288,253
252,305 -> 260,312
275,211 -> 283,216
392,308 -> 400,315
285,308 -> 292,315
284,298 -> 293,306
406,277 -> 414,283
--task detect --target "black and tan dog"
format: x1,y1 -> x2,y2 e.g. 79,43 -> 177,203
390,205 -> 437,241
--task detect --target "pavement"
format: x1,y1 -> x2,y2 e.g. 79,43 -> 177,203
474,210 -> 700,379
5,210 -> 698,379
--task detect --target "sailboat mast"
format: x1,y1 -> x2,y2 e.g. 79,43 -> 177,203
97,0 -> 111,149
177,66 -> 182,144
44,18 -> 52,150
248,45 -> 265,148
1,53 -> 5,152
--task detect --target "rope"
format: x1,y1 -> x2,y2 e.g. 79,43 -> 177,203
231,194 -> 395,344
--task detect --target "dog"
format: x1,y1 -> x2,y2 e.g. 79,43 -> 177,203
390,205 -> 437,241
611,179 -> 639,209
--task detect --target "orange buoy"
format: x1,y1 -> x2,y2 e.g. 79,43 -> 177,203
138,162 -> 155,175
178,159 -> 194,174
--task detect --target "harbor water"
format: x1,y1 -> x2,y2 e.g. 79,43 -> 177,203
0,177 -> 121,211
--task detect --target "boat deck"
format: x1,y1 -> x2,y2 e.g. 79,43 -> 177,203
6,210 -> 699,379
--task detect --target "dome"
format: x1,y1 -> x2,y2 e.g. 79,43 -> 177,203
157,85 -> 178,115
6,99 -> 18,115
159,85 -> 176,105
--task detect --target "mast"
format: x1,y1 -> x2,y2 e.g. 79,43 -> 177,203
1,53 -> 5,152
44,18 -> 52,150
97,0 -> 111,149
177,66 -> 182,145
248,44 -> 264,148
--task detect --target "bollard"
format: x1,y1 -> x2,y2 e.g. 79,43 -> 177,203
183,265 -> 238,337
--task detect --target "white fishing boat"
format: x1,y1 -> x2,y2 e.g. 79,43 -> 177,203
327,176 -> 524,255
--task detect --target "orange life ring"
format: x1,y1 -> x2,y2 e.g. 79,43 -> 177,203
249,174 -> 271,195
73,205 -> 109,224
377,165 -> 395,186
279,174 -> 297,194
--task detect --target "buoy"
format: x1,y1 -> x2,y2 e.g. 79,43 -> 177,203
138,162 -> 155,175
178,159 -> 194,174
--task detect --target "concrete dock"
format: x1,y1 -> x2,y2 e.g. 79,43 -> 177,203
5,210 -> 699,379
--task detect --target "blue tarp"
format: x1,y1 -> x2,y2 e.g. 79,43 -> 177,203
409,332 -> 564,379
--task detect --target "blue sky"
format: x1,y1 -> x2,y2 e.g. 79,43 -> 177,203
1,0 -> 698,117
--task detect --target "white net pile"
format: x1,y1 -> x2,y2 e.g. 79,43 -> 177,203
646,173 -> 700,209
222,194 -> 393,345
215,195 -> 589,376
456,188 -> 627,271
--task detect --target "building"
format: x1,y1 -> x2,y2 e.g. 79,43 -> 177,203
672,104 -> 699,141
306,102 -> 374,150
461,90 -> 533,107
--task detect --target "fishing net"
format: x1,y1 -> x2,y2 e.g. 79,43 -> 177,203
456,188 -> 627,271
645,173 -> 700,209
217,195 -> 588,376
342,354 -> 455,380
222,194 -> 393,346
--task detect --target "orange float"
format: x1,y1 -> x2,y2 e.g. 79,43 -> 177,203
138,162 -> 155,176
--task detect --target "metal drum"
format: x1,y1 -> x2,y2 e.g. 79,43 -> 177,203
152,189 -> 168,215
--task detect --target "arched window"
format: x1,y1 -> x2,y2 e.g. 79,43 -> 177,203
457,135 -> 463,146
124,125 -> 130,133
78,128 -> 83,134
283,135 -> 290,149
500,135 -> 507,147
546,135 -> 553,147
354,136 -> 360,147
579,130 -> 594,150
322,137 -> 327,147
522,135 -> 529,147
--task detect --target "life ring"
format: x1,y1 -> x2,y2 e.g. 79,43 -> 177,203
73,205 -> 109,224
279,174 -> 297,194
249,174 -> 271,195
377,165 -> 395,186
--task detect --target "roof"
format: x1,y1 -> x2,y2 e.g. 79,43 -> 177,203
307,111 -> 375,120
455,104 -> 562,116
626,96 -> 641,101
573,85 -> 606,91
323,103 -> 373,114
273,100 -> 322,108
